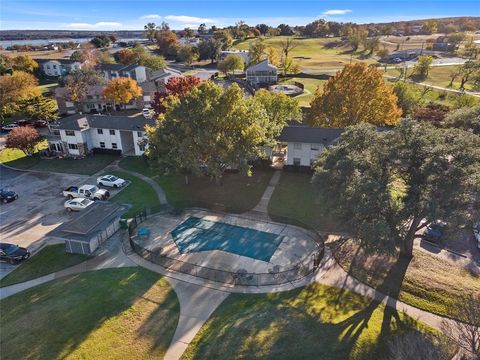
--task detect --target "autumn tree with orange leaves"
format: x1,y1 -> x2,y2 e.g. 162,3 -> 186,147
103,77 -> 142,109
308,63 -> 402,128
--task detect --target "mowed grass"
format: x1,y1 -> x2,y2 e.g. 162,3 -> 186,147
109,170 -> 160,218
331,239 -> 480,319
182,283 -> 432,360
234,36 -> 376,70
119,157 -> 274,213
268,171 -> 346,233
0,244 -> 90,287
0,148 -> 119,175
0,268 -> 180,360
278,77 -> 327,107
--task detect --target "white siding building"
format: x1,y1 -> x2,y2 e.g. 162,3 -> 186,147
48,114 -> 154,157
36,59 -> 82,77
246,60 -> 278,85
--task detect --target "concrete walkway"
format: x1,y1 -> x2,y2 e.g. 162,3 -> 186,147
250,170 -> 282,214
117,167 -> 168,205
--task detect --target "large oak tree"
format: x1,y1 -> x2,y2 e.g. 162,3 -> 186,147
313,120 -> 480,258
0,71 -> 40,121
308,63 -> 402,127
103,77 -> 142,109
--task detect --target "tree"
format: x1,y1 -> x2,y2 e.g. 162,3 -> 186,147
183,27 -> 195,38
347,27 -> 368,51
280,37 -> 297,60
90,35 -> 110,48
313,120 -> 480,258
303,19 -> 329,37
422,20 -> 438,35
458,60 -> 480,90
198,23 -> 207,34
6,127 -> 42,155
218,54 -> 244,75
0,71 -> 40,121
144,23 -> 157,42
109,35 -> 117,43
146,82 -> 269,183
413,102 -> 450,126
198,38 -> 222,63
0,55 -> 38,73
213,30 -> 233,50
443,105 -> 480,135
308,63 -> 402,127
69,46 -> 101,69
103,77 -> 142,109
462,38 -> 479,60
256,24 -> 270,35
441,294 -> 480,359
412,55 -> 434,79
156,29 -> 178,58
392,82 -> 420,116
115,48 -> 140,65
266,47 -> 280,66
177,45 -> 198,66
21,95 -> 58,121
151,76 -> 201,115
277,24 -> 294,36
63,69 -> 103,104
376,47 -> 390,59
364,37 -> 380,55
248,38 -> 267,65
139,54 -> 167,70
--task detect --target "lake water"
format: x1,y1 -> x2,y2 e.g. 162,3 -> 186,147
0,38 -> 146,47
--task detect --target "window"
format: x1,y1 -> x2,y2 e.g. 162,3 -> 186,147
97,129 -> 103,134
65,130 -> 75,136
109,129 -> 115,135
137,131 -> 143,137
311,144 -> 319,151
68,143 -> 78,150
293,158 -> 301,166
293,143 -> 302,150
112,143 -> 118,149
53,65 -> 57,69
99,142 -> 105,148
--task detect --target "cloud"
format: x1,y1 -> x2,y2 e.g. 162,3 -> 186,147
164,15 -> 216,24
67,22 -> 122,29
140,14 -> 162,20
322,9 -> 352,16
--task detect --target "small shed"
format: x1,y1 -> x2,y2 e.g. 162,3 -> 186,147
49,202 -> 128,255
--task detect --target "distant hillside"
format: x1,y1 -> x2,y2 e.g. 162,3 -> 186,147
0,30 -> 145,41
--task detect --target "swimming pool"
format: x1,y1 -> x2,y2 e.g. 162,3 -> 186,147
171,217 -> 284,262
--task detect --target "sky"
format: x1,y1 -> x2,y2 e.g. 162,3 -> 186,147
1,0 -> 479,31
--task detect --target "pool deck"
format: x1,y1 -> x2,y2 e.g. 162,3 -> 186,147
133,209 -> 320,274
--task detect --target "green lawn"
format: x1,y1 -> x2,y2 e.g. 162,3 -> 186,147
0,244 -> 90,288
0,268 -> 180,360
182,283 -> 433,360
234,36 -> 376,71
330,239 -> 480,320
268,171 -> 346,233
119,157 -> 274,213
109,170 -> 160,218
0,149 -> 119,175
278,77 -> 327,107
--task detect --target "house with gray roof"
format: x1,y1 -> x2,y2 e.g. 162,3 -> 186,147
246,59 -> 278,86
273,124 -> 343,167
48,114 -> 154,156
35,58 -> 82,77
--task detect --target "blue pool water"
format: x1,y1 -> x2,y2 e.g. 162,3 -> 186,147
171,217 -> 284,262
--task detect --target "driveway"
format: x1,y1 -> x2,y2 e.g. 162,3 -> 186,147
0,165 -> 89,251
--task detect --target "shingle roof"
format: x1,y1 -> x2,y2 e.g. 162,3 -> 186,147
56,114 -> 155,131
278,125 -> 343,144
246,59 -> 277,72
35,58 -> 80,65
96,63 -> 140,72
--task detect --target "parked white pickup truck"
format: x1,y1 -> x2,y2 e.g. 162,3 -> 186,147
63,185 -> 110,201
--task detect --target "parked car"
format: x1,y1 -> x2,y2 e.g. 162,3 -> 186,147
97,175 -> 127,188
1,123 -> 19,132
142,108 -> 152,118
0,243 -> 30,264
473,223 -> 480,249
63,185 -> 109,200
17,120 -> 34,127
64,198 -> 94,212
423,222 -> 446,242
33,120 -> 48,128
0,189 -> 19,204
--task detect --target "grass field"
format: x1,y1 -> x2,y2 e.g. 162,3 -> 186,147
234,36 -> 376,70
278,77 -> 327,107
119,157 -> 274,213
182,283 -> 433,360
109,170 -> 160,218
0,244 -> 90,288
268,172 -> 346,233
0,149 -> 119,175
330,239 -> 480,319
0,268 -> 180,360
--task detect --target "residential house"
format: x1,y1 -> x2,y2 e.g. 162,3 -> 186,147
246,60 -> 278,86
273,125 -> 343,167
96,63 -> 148,83
47,114 -> 154,156
36,59 -> 82,77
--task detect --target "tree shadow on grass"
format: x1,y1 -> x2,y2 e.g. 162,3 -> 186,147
0,268 -> 180,360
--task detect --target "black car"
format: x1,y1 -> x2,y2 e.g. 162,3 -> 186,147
423,223 -> 445,242
0,189 -> 18,204
0,243 -> 30,264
